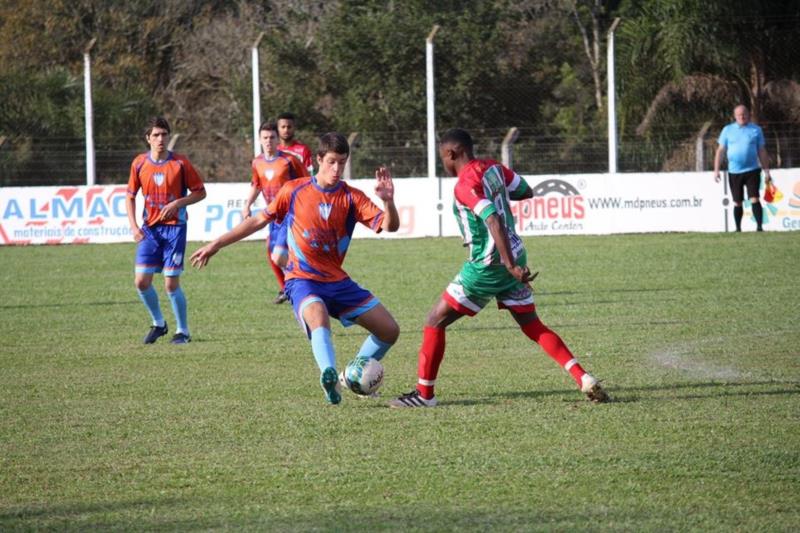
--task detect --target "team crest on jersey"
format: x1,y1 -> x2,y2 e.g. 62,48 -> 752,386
265,169 -> 274,181
318,203 -> 333,220
153,172 -> 165,186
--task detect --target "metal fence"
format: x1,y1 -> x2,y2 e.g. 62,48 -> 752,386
3,127 -> 799,186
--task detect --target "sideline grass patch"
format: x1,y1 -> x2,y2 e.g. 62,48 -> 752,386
1,233 -> 798,530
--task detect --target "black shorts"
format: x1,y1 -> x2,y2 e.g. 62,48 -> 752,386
728,169 -> 761,203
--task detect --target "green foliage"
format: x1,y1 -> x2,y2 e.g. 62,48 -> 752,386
1,233 -> 799,529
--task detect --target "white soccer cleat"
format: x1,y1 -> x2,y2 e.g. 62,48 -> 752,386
388,390 -> 438,408
580,374 -> 610,403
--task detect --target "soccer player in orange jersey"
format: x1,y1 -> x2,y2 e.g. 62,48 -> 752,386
126,117 -> 207,345
277,112 -> 314,174
191,133 -> 400,405
242,121 -> 310,304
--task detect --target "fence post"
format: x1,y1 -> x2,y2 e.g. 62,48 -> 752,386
344,132 -> 360,180
168,133 -> 181,152
606,18 -> 621,174
501,127 -> 520,168
84,38 -> 97,186
695,121 -> 712,171
251,32 -> 265,157
426,25 -> 440,181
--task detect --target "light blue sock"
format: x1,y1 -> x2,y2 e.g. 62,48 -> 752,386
355,334 -> 393,361
137,286 -> 165,327
167,287 -> 189,335
310,327 -> 336,372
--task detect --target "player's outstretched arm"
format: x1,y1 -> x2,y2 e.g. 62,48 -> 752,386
191,215 -> 269,269
374,166 -> 400,232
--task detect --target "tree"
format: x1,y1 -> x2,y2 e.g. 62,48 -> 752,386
618,0 -> 800,168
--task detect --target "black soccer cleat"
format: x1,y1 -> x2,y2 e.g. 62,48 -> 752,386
170,332 -> 191,344
273,291 -> 289,304
143,324 -> 168,344
389,390 -> 438,408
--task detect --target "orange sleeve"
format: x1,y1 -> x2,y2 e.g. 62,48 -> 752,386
127,155 -> 143,198
291,155 -> 310,178
351,187 -> 384,233
251,160 -> 260,186
180,157 -> 205,192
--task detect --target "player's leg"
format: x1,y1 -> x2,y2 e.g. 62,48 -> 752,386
729,173 -> 745,231
390,268 -> 483,408
744,170 -> 763,231
302,300 -> 341,404
267,222 -> 288,303
352,303 -> 399,361
286,279 -> 340,404
162,225 -> 191,344
134,227 -> 168,344
511,310 -> 608,403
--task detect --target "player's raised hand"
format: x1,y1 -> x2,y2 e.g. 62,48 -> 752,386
190,243 -> 218,269
374,166 -> 395,202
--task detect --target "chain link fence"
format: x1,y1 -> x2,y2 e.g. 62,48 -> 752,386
4,124 -> 800,186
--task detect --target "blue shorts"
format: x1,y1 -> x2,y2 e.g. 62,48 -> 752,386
285,277 -> 380,336
268,219 -> 288,259
135,224 -> 187,277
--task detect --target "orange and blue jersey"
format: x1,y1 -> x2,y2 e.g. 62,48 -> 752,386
258,176 -> 385,283
127,152 -> 205,227
278,140 -> 314,173
251,150 -> 309,205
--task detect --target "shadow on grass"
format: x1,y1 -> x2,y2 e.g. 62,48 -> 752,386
0,300 -> 136,310
0,499 -> 754,531
491,380 -> 800,404
0,497 -> 184,522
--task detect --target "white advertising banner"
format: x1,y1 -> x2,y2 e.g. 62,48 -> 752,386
1,170 -> 798,245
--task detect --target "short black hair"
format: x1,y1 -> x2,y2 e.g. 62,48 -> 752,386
317,132 -> 349,158
259,121 -> 278,133
440,128 -> 473,154
277,112 -> 296,122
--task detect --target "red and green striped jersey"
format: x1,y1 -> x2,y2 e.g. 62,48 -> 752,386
453,159 -> 530,266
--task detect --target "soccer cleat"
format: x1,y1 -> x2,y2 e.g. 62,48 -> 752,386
388,390 -> 438,408
320,367 -> 342,405
580,374 -> 610,403
143,324 -> 168,344
170,332 -> 191,344
273,291 -> 289,304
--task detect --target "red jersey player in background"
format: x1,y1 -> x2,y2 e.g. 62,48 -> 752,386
242,121 -> 310,304
126,116 -> 207,345
191,133 -> 400,405
277,112 -> 314,175
390,128 -> 608,407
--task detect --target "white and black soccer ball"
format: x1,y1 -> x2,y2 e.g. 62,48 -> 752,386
339,357 -> 384,396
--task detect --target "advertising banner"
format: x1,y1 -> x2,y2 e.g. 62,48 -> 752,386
1,170 -> 798,245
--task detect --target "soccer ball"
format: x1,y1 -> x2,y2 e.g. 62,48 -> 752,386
339,357 -> 384,396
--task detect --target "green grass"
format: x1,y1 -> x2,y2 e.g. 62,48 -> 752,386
1,233 -> 799,531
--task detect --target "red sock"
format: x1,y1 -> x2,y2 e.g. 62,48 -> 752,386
268,256 -> 285,290
521,318 -> 585,386
416,326 -> 445,399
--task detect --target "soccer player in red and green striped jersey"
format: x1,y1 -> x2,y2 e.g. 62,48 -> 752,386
390,128 -> 609,407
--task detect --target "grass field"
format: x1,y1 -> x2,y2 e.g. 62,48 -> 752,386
1,232 -> 799,531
